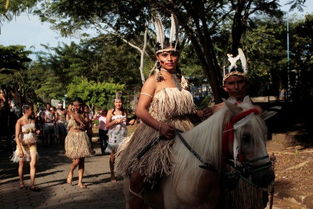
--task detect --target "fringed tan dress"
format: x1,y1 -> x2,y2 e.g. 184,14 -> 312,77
116,87 -> 196,183
65,117 -> 93,159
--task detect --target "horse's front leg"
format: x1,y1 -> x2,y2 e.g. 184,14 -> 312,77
171,171 -> 220,209
123,177 -> 131,209
196,171 -> 221,209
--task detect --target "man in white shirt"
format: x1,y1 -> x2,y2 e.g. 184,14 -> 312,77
98,110 -> 108,155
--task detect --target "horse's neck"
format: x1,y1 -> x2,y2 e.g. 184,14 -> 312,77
183,107 -> 230,166
172,108 -> 230,194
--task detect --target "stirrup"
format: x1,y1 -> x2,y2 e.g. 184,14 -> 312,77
129,185 -> 144,200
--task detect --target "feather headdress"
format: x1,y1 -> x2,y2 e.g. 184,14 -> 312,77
154,16 -> 165,50
151,13 -> 182,83
154,13 -> 179,53
115,91 -> 123,101
223,48 -> 248,83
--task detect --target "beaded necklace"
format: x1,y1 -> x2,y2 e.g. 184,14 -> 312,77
160,68 -> 182,91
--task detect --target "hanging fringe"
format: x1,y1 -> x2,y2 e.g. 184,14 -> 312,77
116,88 -> 195,182
223,179 -> 264,209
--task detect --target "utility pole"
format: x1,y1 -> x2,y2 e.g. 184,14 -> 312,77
286,18 -> 291,101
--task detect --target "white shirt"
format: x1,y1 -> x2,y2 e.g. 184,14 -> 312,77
98,116 -> 107,131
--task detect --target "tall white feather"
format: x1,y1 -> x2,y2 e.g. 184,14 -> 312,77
227,53 -> 240,71
238,48 -> 247,73
169,13 -> 178,48
154,18 -> 165,49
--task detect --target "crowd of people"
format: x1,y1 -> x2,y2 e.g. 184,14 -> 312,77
4,93 -> 133,191
0,96 -> 108,149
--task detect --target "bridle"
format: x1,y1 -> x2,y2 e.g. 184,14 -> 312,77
221,108 -> 273,187
176,108 -> 272,188
137,107 -> 273,188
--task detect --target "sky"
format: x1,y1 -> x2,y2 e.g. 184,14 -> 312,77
0,0 -> 312,59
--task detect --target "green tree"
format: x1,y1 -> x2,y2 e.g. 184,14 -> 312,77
0,0 -> 38,25
36,0 -> 307,101
288,14 -> 313,101
37,36 -> 145,89
31,36 -> 147,102
67,77 -> 125,109
243,17 -> 286,96
0,45 -> 38,103
0,45 -> 31,72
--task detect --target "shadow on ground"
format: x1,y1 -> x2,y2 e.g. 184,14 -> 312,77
0,181 -> 125,209
263,101 -> 313,147
0,145 -> 69,181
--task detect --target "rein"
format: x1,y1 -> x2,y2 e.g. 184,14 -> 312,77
175,130 -> 217,172
175,108 -> 270,176
137,107 -> 272,190
175,127 -> 271,189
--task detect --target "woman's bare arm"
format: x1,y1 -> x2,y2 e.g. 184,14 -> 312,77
105,109 -> 117,129
136,76 -> 159,129
71,112 -> 87,127
15,120 -> 23,155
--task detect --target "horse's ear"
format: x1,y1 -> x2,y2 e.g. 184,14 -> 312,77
242,96 -> 253,106
223,98 -> 241,114
260,106 -> 281,120
240,96 -> 254,109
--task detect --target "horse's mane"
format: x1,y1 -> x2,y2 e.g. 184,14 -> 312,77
172,106 -> 231,191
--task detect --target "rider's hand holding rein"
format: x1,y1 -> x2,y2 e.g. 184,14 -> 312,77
159,123 -> 176,140
196,107 -> 213,119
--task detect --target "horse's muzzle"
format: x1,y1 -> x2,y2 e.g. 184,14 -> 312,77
251,167 -> 275,188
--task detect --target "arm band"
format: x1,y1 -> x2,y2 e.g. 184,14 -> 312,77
140,92 -> 153,98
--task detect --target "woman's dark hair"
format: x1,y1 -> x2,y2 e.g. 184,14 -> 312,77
71,97 -> 84,114
22,104 -> 32,113
71,97 -> 84,105
113,99 -> 126,116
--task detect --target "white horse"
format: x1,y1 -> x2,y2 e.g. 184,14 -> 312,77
123,96 -> 275,209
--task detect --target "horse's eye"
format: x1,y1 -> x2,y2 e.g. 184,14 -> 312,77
242,134 -> 251,143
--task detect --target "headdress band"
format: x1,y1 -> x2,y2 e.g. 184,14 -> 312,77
223,71 -> 246,83
156,48 -> 178,54
115,91 -> 123,101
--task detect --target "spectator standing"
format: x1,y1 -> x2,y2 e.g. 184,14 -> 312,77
43,103 -> 55,146
83,105 -> 95,154
98,110 -> 108,155
56,104 -> 67,145
106,94 -> 127,182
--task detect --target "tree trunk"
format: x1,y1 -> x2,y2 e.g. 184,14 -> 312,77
113,29 -> 147,84
177,2 -> 224,103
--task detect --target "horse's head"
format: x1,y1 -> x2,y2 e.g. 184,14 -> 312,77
223,96 -> 275,188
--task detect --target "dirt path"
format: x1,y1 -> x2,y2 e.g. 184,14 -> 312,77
267,134 -> 313,209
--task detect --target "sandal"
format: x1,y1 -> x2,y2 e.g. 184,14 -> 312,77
29,186 -> 41,192
19,183 -> 25,190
